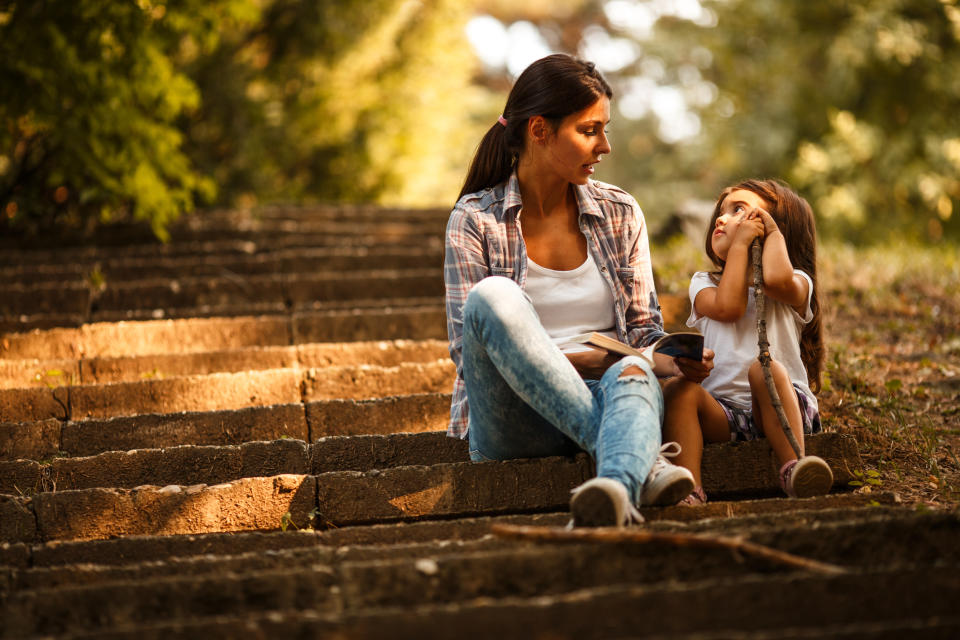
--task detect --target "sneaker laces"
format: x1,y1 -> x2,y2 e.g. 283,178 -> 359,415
649,441 -> 683,476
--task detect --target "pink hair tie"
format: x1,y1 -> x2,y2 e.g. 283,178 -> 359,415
497,115 -> 507,127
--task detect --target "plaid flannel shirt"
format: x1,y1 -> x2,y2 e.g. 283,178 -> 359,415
444,172 -> 666,439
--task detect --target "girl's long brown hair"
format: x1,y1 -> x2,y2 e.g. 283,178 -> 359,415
705,179 -> 824,392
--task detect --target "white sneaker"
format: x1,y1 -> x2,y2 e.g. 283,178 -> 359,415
569,477 -> 643,528
641,442 -> 695,506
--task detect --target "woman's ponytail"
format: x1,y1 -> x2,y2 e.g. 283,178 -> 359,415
458,121 -> 514,201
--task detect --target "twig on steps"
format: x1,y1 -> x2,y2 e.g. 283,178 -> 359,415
491,523 -> 846,575
752,238 -> 803,459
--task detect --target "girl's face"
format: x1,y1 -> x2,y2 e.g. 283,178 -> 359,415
711,188 -> 768,261
541,96 -> 612,185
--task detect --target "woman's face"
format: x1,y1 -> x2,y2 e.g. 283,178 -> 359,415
541,96 -> 612,185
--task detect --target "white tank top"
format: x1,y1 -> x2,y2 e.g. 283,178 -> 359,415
525,252 -> 617,353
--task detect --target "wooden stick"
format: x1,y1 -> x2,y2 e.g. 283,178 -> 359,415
491,523 -> 846,575
752,239 -> 803,459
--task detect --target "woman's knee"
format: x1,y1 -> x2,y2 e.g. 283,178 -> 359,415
464,276 -> 523,321
606,355 -> 654,381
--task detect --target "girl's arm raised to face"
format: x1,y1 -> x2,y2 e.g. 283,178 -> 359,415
695,217 -> 763,322
756,210 -> 809,312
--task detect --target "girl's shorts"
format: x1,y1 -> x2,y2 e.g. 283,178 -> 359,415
715,384 -> 821,442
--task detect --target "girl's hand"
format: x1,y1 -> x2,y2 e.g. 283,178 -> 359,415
676,348 -> 714,383
750,207 -> 779,238
733,212 -> 765,248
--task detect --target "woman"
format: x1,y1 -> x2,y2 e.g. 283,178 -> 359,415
444,54 -> 713,526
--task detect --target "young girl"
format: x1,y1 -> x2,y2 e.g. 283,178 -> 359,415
663,179 -> 832,503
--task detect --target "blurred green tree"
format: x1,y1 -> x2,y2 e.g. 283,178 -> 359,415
182,0 -> 479,210
0,0 -> 478,241
631,0 -> 960,241
0,1 -> 248,240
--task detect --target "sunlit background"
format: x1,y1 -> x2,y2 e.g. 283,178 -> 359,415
2,0 -> 958,242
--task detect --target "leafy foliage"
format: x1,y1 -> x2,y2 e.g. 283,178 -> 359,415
182,0 -> 479,209
0,0 -> 478,240
621,0 -> 960,242
0,1 -> 233,240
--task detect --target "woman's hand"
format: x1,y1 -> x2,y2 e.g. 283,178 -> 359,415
675,348 -> 714,383
566,349 -> 623,379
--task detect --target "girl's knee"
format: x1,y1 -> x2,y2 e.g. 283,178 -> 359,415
663,376 -> 703,403
748,358 -> 788,386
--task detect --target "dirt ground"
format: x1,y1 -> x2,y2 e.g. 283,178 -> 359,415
819,253 -> 960,509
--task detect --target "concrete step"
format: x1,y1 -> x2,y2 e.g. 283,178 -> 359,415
0,432 -> 467,493
4,502 -> 923,591
1,268 -> 443,318
0,230 -> 444,266
0,359 -> 454,422
3,509 -> 957,639
0,433 -> 864,543
186,205 -> 450,226
2,511 -> 569,570
0,496 -> 905,571
0,247 -> 441,286
48,566 -> 953,640
2,306 -> 445,358
0,425 -> 860,496
0,339 -> 448,389
0,456 -> 587,542
0,393 -> 450,460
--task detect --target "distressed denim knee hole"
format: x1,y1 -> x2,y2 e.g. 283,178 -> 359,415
618,365 -> 647,380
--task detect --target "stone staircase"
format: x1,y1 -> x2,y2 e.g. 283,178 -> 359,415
1,206 -> 957,639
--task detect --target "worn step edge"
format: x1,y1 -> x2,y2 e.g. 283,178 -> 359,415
10,520 -> 959,627
0,495 -> 909,573
0,304 -> 444,360
3,270 -> 443,319
0,246 -> 442,284
3,456 -> 592,543
0,233 -> 441,266
0,394 -> 451,461
0,432 -> 861,500
21,502 -> 946,594
16,512 -> 567,570
3,535 -> 518,593
0,360 -> 454,423
58,611 -> 960,640
0,338 -> 448,389
8,564 -> 960,640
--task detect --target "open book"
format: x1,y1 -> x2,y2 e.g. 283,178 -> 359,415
568,331 -> 704,365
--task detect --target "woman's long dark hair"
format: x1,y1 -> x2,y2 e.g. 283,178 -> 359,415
705,179 -> 824,392
458,54 -> 613,200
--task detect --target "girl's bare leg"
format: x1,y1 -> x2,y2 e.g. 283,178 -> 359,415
748,359 -> 805,466
662,377 -> 731,487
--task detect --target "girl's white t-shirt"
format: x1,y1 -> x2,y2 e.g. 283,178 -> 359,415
687,269 -> 816,411
525,252 -> 617,353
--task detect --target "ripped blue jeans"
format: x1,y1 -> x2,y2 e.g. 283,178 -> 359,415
462,276 -> 663,505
